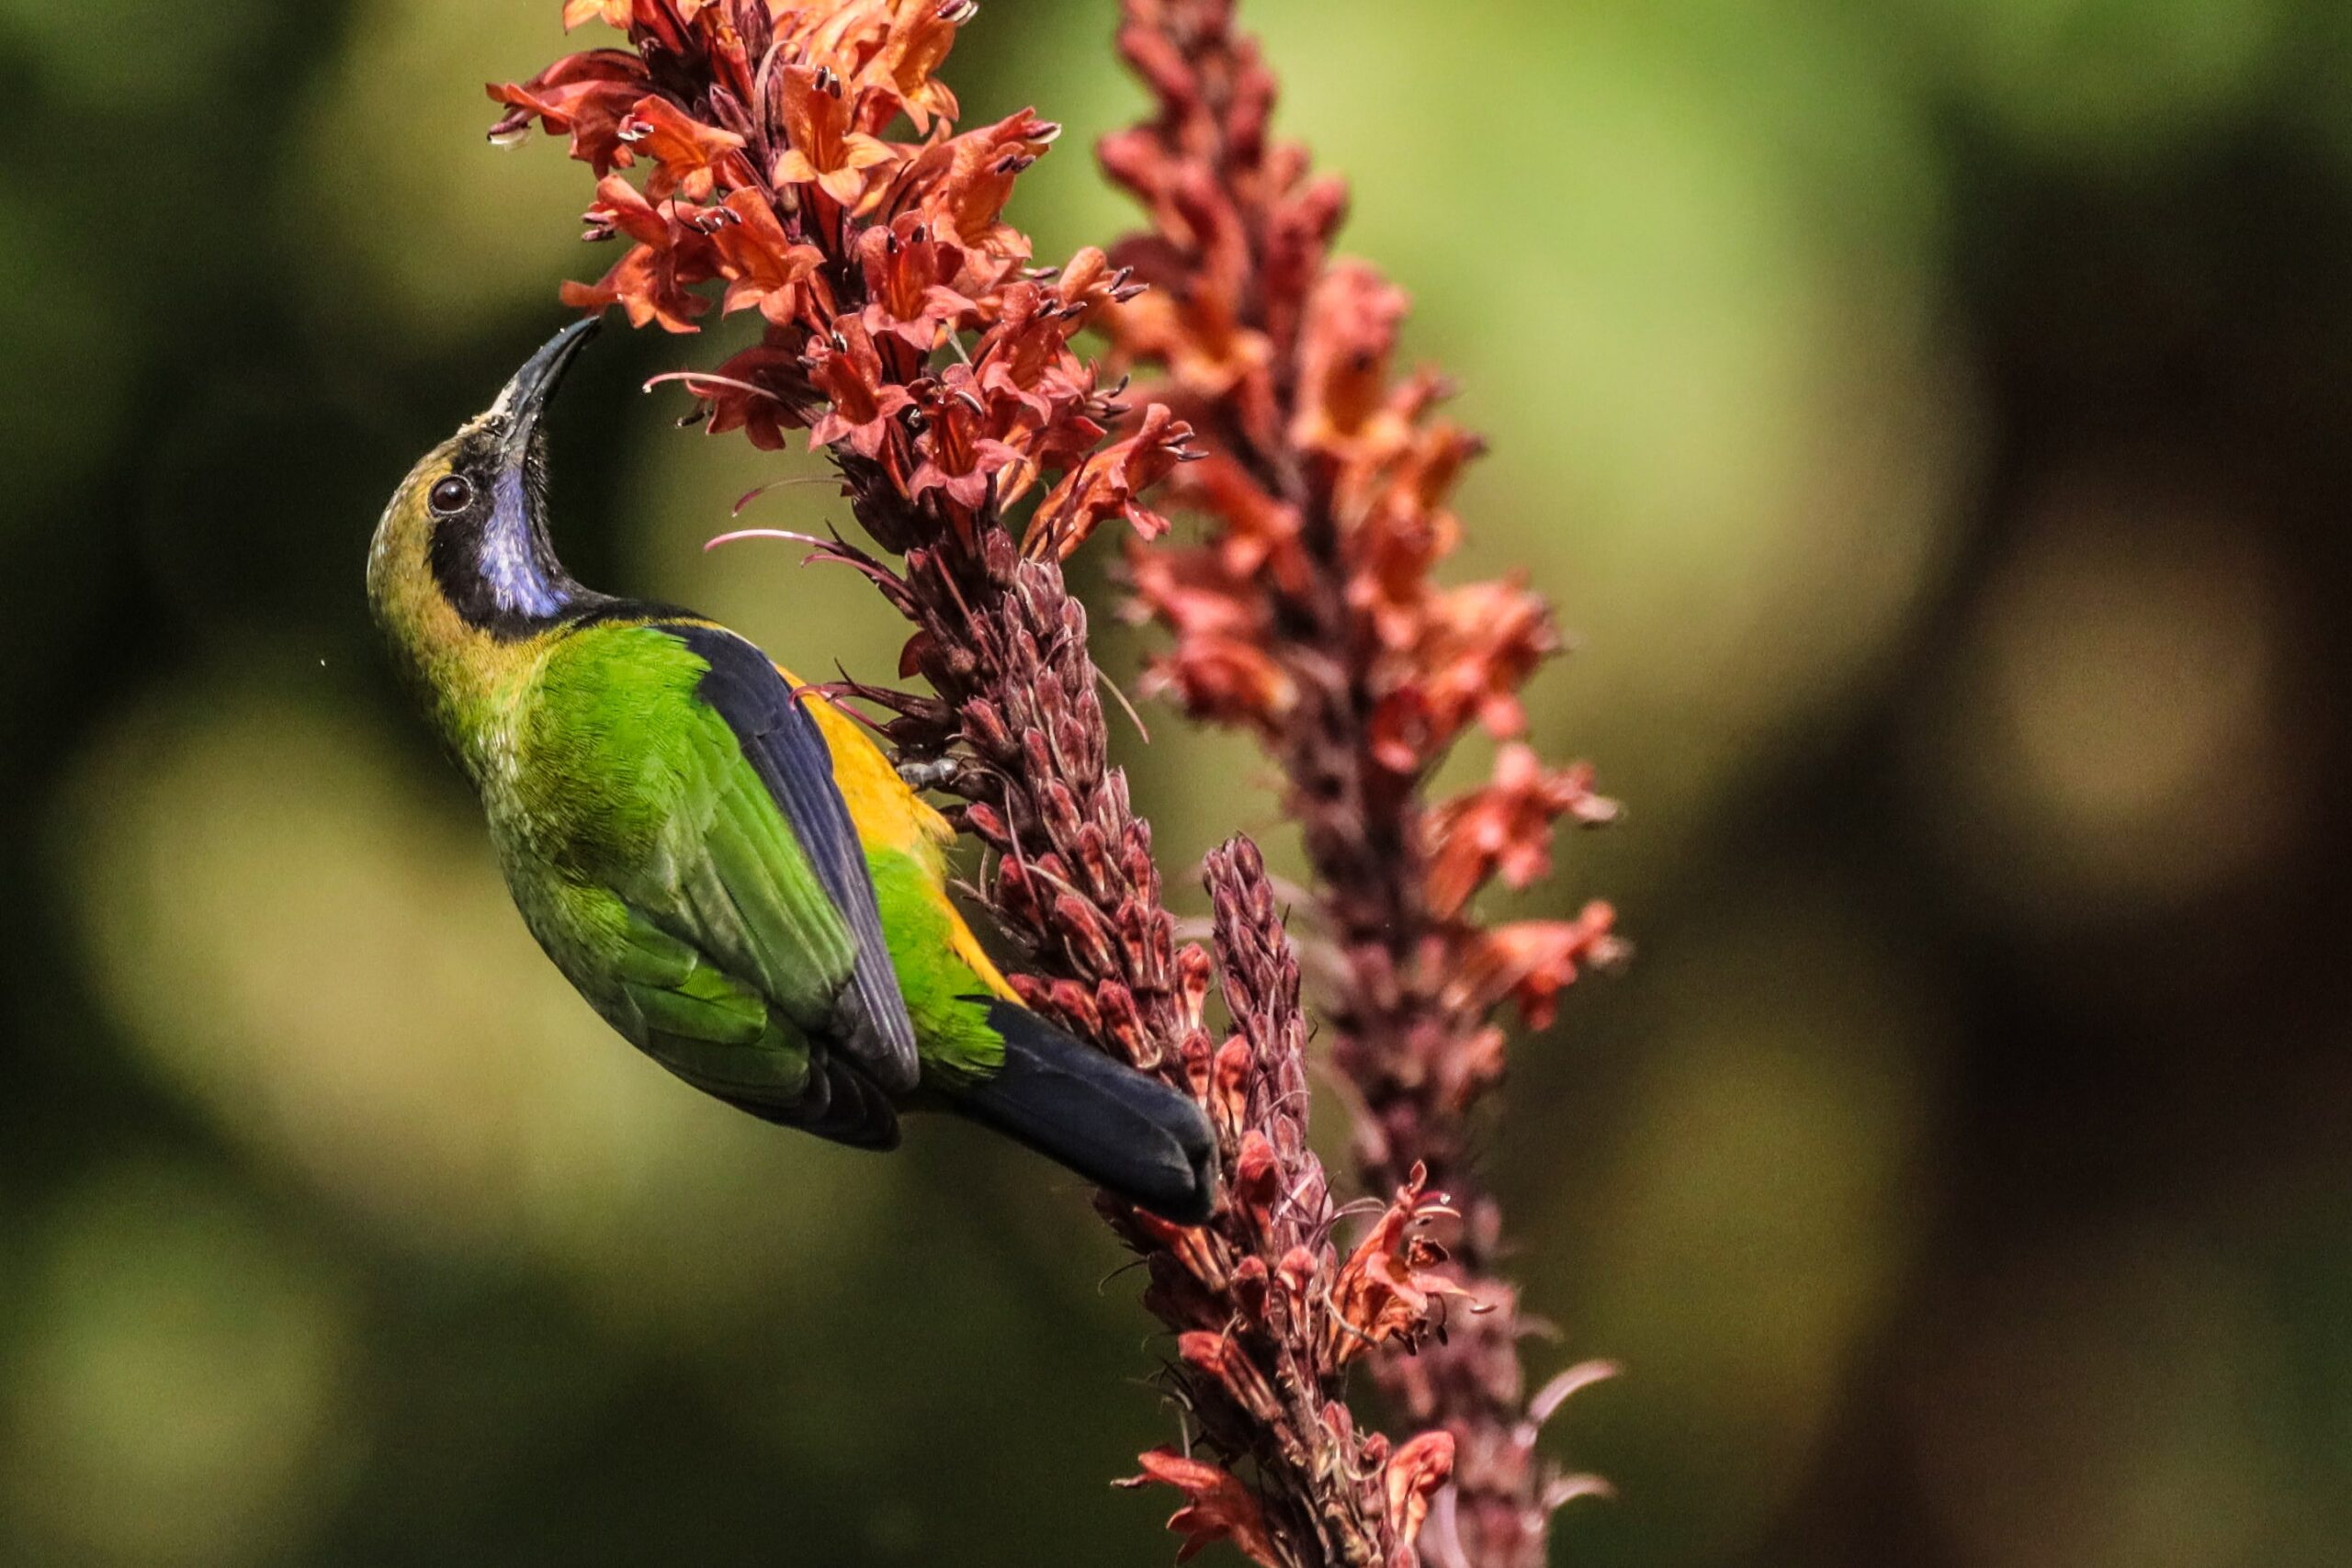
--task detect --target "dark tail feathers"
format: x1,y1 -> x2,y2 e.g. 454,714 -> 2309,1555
949,1000 -> 1216,1224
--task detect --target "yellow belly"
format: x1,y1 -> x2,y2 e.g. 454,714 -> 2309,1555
781,666 -> 1018,1003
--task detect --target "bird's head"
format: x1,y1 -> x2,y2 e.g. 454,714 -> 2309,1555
368,317 -> 601,649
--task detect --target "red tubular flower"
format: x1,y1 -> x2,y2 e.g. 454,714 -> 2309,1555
854,219 -> 978,351
559,174 -> 716,332
903,370 -> 1021,511
1288,261 -> 1411,461
708,188 -> 826,326
695,338 -> 816,450
773,62 -> 897,208
1031,401 -> 1193,558
802,319 -> 911,459
910,108 -> 1060,263
1426,747 -> 1620,919
1451,907 -> 1627,1032
487,51 -> 650,172
619,94 -> 752,201
1385,1431 -> 1458,1562
1119,1450 -> 1280,1568
1329,1165 -> 1477,1366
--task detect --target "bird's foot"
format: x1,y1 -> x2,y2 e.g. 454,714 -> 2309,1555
895,756 -> 963,793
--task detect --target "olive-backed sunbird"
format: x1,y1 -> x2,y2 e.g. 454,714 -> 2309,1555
367,320 -> 1215,1223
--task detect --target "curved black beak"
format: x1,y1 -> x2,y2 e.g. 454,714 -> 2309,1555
491,316 -> 599,457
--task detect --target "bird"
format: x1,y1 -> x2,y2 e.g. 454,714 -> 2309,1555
366,318 -> 1216,1224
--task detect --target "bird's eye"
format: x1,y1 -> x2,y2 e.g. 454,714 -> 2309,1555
428,475 -> 475,515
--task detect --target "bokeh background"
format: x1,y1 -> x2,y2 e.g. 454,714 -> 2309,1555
4,1 -> 2349,1564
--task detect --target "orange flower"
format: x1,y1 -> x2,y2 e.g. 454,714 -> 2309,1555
1451,907 -> 1625,1030
695,337 -> 817,451
1166,450 -> 1309,594
867,0 -> 971,130
1141,639 -> 1297,731
709,188 -> 827,326
1369,577 -> 1558,770
560,0 -> 629,29
1116,1450 -> 1279,1568
910,107 -> 1059,265
1345,421 -> 1478,648
1384,1430 -> 1456,1558
854,218 -> 978,351
802,319 -> 914,458
1127,545 -> 1297,729
1328,1164 -> 1475,1364
1102,282 -> 1272,403
773,64 -> 898,208
970,279 -> 1090,423
560,174 -> 717,333
486,50 -> 650,174
1031,402 -> 1193,558
1425,745 -> 1617,918
618,94 -> 751,202
1289,260 -> 1409,460
904,369 -> 1023,512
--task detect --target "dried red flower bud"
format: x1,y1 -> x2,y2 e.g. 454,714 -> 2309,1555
1052,893 -> 1120,976
1174,942 -> 1216,1026
1041,779 -> 1085,845
1231,1130 -> 1280,1230
960,697 -> 1014,760
1211,1036 -> 1254,1126
1095,980 -> 1150,1066
1046,977 -> 1102,1037
1178,1027 -> 1216,1104
1275,1245 -> 1319,1308
961,800 -> 1009,847
1229,1254 -> 1271,1319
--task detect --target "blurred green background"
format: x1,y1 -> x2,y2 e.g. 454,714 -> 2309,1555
4,0 -> 2350,1563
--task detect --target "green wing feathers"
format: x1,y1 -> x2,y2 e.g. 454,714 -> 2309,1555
864,847 -> 1005,1086
516,622 -> 903,1140
523,623 -> 851,1005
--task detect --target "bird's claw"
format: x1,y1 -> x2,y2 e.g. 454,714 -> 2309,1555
895,757 -> 963,793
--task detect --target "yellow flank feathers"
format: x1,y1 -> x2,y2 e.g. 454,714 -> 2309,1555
780,666 -> 1019,1003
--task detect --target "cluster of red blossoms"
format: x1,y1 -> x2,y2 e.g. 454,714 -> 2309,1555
1099,25 -> 1623,1055
489,6 -> 1503,1567
492,0 -> 1191,561
1093,4 -> 1623,1566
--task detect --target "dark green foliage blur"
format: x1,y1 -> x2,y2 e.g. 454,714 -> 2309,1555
4,1 -> 2350,1564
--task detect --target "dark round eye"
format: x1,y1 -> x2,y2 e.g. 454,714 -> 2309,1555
428,474 -> 474,515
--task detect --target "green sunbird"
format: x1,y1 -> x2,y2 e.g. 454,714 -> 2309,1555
367,320 -> 1215,1223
